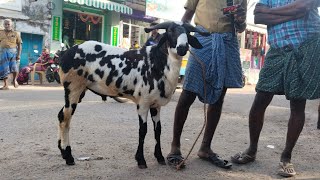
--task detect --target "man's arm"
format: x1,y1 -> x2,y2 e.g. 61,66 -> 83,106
254,12 -> 306,25
16,44 -> 21,60
16,32 -> 22,60
234,0 -> 247,33
181,9 -> 195,23
255,0 -> 318,16
181,0 -> 198,23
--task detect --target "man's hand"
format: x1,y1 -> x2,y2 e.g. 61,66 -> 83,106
234,6 -> 246,24
16,56 -> 20,61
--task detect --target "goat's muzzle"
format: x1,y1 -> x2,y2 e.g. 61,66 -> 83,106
177,45 -> 189,56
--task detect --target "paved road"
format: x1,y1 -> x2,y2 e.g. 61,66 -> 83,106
0,83 -> 319,179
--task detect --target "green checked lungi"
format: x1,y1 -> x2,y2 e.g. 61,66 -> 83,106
256,34 -> 320,100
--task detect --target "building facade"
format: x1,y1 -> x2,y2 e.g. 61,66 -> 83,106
0,0 -> 52,69
50,0 -> 133,52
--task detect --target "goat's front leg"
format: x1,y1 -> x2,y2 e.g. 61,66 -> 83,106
135,104 -> 149,169
150,107 -> 165,165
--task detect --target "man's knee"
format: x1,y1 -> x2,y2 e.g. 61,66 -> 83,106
178,90 -> 196,108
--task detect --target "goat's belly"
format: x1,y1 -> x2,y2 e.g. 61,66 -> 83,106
87,83 -> 118,96
149,96 -> 172,107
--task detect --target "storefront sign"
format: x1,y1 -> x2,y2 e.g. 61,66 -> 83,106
111,26 -> 119,47
52,16 -> 61,41
0,0 -> 22,11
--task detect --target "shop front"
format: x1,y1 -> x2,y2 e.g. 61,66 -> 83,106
62,10 -> 103,47
50,0 -> 133,53
119,9 -> 157,50
240,23 -> 268,85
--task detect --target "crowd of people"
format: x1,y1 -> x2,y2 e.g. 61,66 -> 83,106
1,0 -> 320,177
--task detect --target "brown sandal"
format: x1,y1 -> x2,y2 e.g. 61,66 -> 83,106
278,162 -> 296,177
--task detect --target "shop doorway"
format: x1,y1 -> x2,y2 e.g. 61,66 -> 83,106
119,21 -> 148,50
62,10 -> 103,47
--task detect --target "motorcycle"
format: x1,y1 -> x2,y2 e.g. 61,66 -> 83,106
45,51 -> 61,84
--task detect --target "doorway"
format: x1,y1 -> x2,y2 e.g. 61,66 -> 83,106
20,33 -> 43,70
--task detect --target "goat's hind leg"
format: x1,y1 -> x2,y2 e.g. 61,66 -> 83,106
135,104 -> 149,169
58,81 -> 86,165
150,107 -> 165,165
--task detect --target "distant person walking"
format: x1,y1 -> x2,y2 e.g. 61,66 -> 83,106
0,19 -> 22,90
144,22 -> 162,46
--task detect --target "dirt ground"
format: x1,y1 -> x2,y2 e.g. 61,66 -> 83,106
0,84 -> 319,180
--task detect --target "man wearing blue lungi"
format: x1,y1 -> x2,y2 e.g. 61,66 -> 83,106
167,0 -> 247,169
0,19 -> 22,90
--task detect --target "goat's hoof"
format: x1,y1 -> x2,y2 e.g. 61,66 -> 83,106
66,161 -> 75,165
136,159 -> 147,169
138,164 -> 148,169
66,157 -> 75,165
158,160 -> 166,165
156,156 -> 166,165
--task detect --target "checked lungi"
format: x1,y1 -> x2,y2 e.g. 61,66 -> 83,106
256,34 -> 320,100
0,48 -> 18,80
183,26 -> 243,104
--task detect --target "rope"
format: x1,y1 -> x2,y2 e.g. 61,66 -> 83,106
176,50 -> 208,170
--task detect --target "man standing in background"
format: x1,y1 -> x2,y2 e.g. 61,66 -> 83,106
144,22 -> 162,46
0,19 -> 22,90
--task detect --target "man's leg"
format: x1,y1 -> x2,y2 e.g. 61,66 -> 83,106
196,88 -> 234,169
167,90 -> 197,168
281,99 -> 306,163
246,91 -> 274,156
169,90 -> 196,155
10,59 -> 19,88
197,88 -> 227,157
277,99 -> 306,177
1,77 -> 9,89
232,91 -> 274,163
12,72 -> 18,87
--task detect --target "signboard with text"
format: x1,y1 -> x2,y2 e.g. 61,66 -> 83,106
111,26 -> 119,47
52,16 -> 61,41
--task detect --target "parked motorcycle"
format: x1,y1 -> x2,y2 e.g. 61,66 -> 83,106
45,51 -> 61,84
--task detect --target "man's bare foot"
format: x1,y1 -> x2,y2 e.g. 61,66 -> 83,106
0,86 -> 9,90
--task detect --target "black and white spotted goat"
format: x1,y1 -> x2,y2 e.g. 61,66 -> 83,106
57,21 -> 209,168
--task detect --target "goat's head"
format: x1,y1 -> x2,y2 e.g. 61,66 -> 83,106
145,21 -> 210,56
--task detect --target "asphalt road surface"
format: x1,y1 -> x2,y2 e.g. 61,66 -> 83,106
0,83 -> 319,179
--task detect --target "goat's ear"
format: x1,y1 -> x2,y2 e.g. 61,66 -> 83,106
187,34 -> 203,49
157,33 -> 168,48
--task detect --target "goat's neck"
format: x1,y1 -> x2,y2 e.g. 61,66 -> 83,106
165,48 -> 183,88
